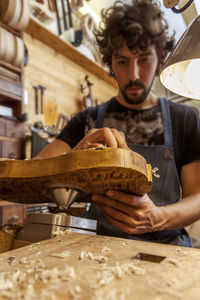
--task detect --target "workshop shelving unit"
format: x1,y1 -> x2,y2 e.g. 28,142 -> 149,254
0,21 -> 25,226
0,21 -> 25,160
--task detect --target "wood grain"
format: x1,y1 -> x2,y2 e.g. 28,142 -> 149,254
23,32 -> 117,128
25,17 -> 117,89
0,148 -> 152,204
0,232 -> 200,299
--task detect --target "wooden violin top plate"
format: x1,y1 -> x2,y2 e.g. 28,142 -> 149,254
0,148 -> 152,204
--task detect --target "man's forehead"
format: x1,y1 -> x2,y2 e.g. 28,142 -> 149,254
113,43 -> 156,57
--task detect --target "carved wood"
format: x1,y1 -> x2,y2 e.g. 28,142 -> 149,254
0,148 -> 152,204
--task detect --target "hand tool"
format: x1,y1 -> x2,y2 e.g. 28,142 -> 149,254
54,0 -> 62,35
16,213 -> 97,243
33,85 -> 40,114
61,0 -> 68,31
38,85 -> 46,114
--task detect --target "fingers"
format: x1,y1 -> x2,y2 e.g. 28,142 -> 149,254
99,205 -> 149,234
91,191 -> 157,234
74,143 -> 105,150
73,127 -> 129,151
106,190 -> 148,207
86,128 -> 118,148
110,129 -> 129,149
105,214 -> 137,235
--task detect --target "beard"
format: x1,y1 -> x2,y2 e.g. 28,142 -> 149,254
119,80 -> 153,105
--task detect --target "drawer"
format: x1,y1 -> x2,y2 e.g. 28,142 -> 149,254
0,204 -> 25,226
0,119 -> 6,136
0,139 -> 23,159
0,118 -> 25,138
7,121 -> 25,138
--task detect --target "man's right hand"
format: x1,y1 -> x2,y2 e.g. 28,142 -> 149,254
73,128 -> 129,151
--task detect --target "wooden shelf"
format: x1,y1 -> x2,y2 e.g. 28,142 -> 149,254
0,59 -> 22,74
0,21 -> 21,37
25,17 -> 117,88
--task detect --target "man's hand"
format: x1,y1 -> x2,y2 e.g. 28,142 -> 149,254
91,190 -> 168,235
73,128 -> 129,150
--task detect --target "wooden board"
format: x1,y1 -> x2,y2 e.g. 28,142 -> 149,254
0,148 -> 152,204
0,231 -> 200,299
25,17 -> 117,89
23,32 -> 117,131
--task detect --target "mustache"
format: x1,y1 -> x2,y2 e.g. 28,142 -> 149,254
125,81 -> 145,89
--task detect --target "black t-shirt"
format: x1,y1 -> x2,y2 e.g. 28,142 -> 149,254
57,97 -> 200,177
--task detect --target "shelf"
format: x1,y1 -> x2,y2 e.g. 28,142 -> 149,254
0,76 -> 22,101
0,21 -> 21,37
25,17 -> 117,88
0,59 -> 22,74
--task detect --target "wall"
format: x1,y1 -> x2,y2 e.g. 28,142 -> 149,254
23,33 -> 118,126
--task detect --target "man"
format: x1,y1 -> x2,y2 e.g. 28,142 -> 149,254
36,0 -> 200,247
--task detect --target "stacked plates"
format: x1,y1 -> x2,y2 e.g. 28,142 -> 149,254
0,0 -> 30,31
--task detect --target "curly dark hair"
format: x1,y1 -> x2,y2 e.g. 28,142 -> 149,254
95,0 -> 175,73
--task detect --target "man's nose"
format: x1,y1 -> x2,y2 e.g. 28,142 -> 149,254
128,61 -> 139,81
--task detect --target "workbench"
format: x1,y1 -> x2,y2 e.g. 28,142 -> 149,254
0,232 -> 200,299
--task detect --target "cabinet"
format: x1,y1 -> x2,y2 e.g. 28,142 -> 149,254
0,22 -> 26,216
0,21 -> 25,160
0,201 -> 25,226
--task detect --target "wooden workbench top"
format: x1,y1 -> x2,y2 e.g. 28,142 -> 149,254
0,232 -> 200,299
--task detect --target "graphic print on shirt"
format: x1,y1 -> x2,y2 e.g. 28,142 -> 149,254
86,106 -> 164,146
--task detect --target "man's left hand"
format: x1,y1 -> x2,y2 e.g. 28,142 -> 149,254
91,190 -> 167,235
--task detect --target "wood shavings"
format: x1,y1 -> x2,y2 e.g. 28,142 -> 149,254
8,256 -> 16,265
35,266 -> 76,283
69,285 -> 81,299
33,259 -> 46,269
165,257 -> 180,267
28,242 -> 40,250
79,251 -> 107,263
121,241 -> 129,247
19,257 -> 29,264
50,251 -> 69,258
176,248 -> 189,256
91,262 -> 145,288
101,247 -> 111,254
166,277 -> 179,287
0,263 -> 76,299
121,263 -> 145,275
51,230 -> 68,238
92,288 -> 129,300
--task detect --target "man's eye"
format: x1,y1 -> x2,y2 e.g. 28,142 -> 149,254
117,60 -> 126,65
139,57 -> 151,63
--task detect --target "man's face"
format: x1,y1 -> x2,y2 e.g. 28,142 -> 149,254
111,43 -> 159,105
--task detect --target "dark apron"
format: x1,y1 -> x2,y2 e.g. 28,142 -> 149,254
86,98 -> 191,247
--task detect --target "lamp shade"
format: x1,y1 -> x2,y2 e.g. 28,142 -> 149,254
160,15 -> 200,100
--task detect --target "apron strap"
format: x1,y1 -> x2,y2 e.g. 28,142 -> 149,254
160,98 -> 173,147
95,102 -> 109,128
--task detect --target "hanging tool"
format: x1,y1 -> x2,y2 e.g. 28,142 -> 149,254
66,0 -> 75,43
66,0 -> 73,28
54,0 -> 62,35
81,75 -> 94,107
33,85 -> 40,114
61,0 -> 68,31
38,85 -> 46,114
